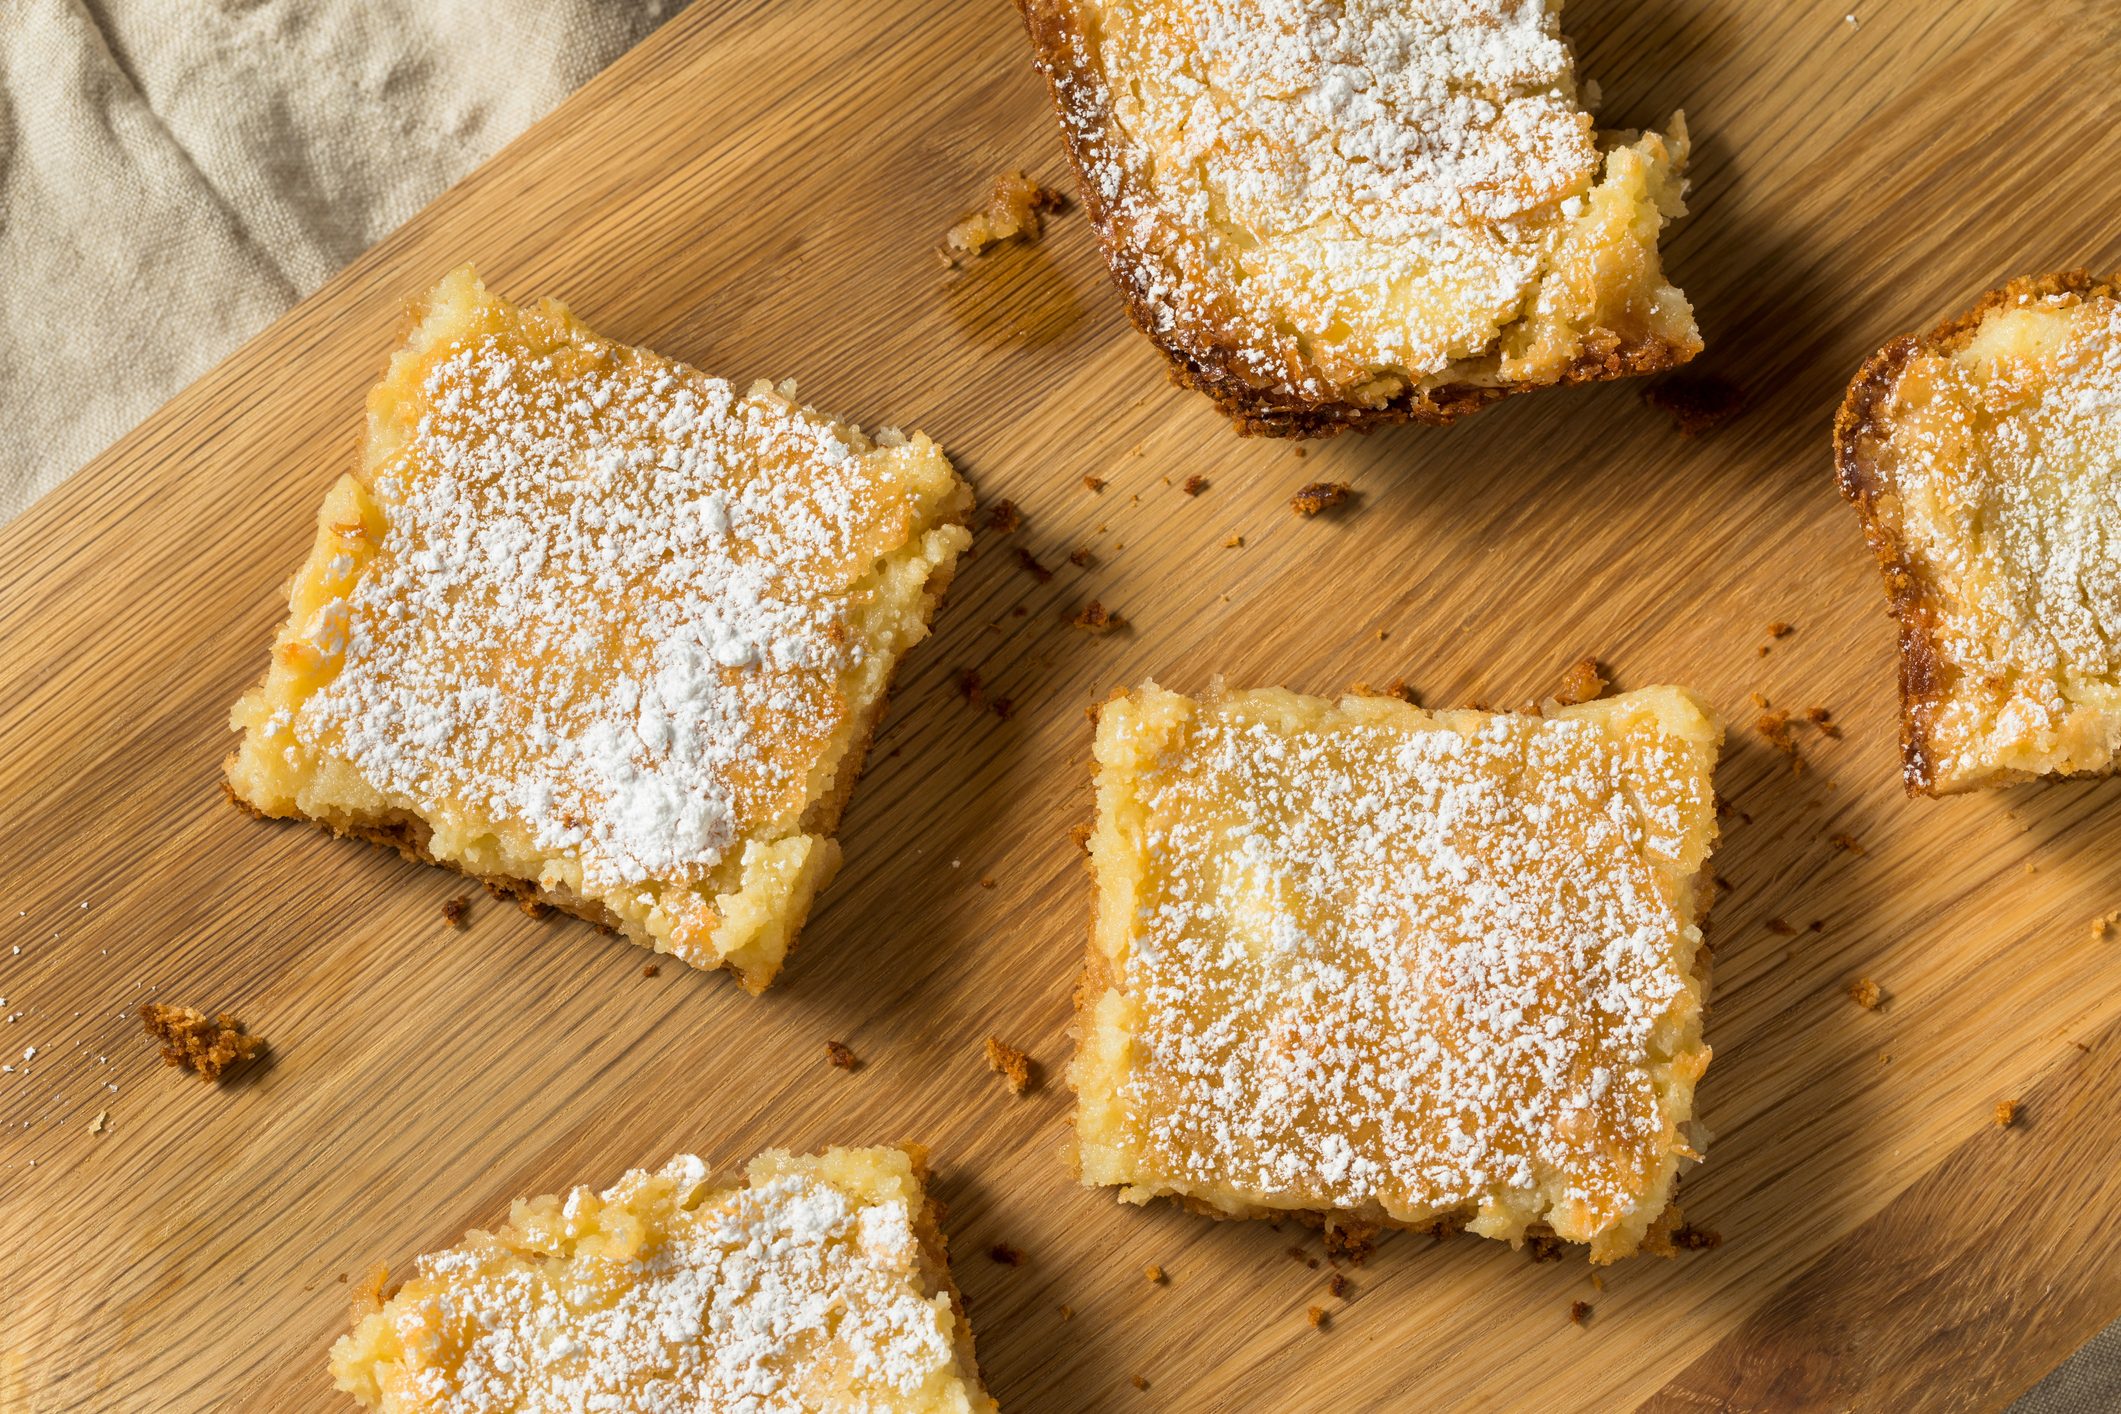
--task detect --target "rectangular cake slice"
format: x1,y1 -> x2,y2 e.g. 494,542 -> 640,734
1074,683 -> 1721,1262
330,1145 -> 996,1413
1017,0 -> 1700,435
1836,270 -> 2121,794
228,266 -> 972,989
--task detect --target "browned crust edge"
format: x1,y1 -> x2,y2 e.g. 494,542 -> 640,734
1012,0 -> 1696,439
1831,269 -> 2121,796
224,532 -> 966,990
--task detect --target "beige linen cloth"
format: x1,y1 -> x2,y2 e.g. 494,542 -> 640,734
2,2 -> 2117,1407
0,0 -> 679,523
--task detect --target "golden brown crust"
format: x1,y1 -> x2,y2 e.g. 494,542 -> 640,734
1832,269 -> 2121,795
1012,0 -> 1695,438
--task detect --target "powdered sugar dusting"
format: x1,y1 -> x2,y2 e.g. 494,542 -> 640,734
295,315 -> 932,894
345,1155 -> 973,1412
1096,691 -> 1716,1240
1043,0 -> 1601,390
1884,290 -> 2121,783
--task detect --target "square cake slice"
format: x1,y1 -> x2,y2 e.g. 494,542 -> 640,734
1016,0 -> 1700,436
1074,683 -> 1721,1262
1836,270 -> 2121,794
330,1145 -> 996,1413
228,267 -> 972,989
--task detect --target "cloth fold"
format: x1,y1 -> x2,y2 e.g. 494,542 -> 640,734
0,0 -> 677,521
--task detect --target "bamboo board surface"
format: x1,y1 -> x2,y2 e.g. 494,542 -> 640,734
5,1 -> 2121,1409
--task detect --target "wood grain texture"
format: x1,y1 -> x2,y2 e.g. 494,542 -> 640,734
3,1 -> 2120,1410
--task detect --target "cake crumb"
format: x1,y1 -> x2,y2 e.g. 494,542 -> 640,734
1307,1304 -> 1329,1329
983,1036 -> 1034,1095
1130,1375 -> 1149,1392
140,1004 -> 263,1082
642,963 -> 660,978
88,1110 -> 108,1135
1321,1223 -> 1377,1265
1994,1100 -> 2018,1128
984,499 -> 1024,534
942,172 -> 1064,260
989,1242 -> 1026,1267
978,876 -> 996,890
1642,374 -> 1748,436
1525,1232 -> 1565,1264
1806,706 -> 1844,739
1015,547 -> 1054,583
1069,823 -> 1093,854
1847,978 -> 1884,1011
825,1040 -> 862,1071
1768,621 -> 1794,639
1670,1224 -> 1723,1251
440,895 -> 471,929
1552,656 -> 1608,706
956,669 -> 983,707
1143,1263 -> 1165,1285
1083,475 -> 1106,493
1830,832 -> 1866,856
1569,1300 -> 1594,1326
1764,917 -> 1797,936
1753,710 -> 1804,772
1327,1273 -> 1349,1298
2093,910 -> 2120,942
1181,475 -> 1208,497
1069,547 -> 1094,567
1223,534 -> 1244,549
1070,600 -> 1128,634
1290,481 -> 1353,517
1058,1304 -> 1074,1321
990,695 -> 1014,721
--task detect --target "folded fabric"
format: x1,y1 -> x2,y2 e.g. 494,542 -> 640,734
0,0 -> 679,523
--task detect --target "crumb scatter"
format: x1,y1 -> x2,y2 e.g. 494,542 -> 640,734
983,1036 -> 1034,1095
1290,481 -> 1354,517
1070,600 -> 1129,633
943,171 -> 1065,260
140,1004 -> 262,1082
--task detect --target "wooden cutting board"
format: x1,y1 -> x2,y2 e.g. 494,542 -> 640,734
5,1 -> 2121,1409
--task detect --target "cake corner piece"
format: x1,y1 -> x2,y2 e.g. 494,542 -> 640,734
227,266 -> 972,990
1835,268 -> 2121,795
1073,680 -> 1722,1263
329,1143 -> 997,1413
1018,0 -> 1701,437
